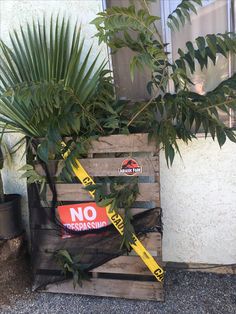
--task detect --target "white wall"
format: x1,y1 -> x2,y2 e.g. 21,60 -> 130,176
0,0 -> 107,60
161,137 -> 236,264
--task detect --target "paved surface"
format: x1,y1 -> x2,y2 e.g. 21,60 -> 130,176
0,267 -> 235,314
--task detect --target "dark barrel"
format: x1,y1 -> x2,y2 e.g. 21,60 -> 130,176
0,194 -> 22,239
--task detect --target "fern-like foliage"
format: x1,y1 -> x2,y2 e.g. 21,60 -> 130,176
92,5 -> 168,84
172,33 -> 236,90
92,2 -> 236,165
143,75 -> 236,165
19,164 -> 46,194
55,249 -> 90,288
1,4 -> 236,168
167,0 -> 203,30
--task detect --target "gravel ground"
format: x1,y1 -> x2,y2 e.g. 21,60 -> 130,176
0,255 -> 235,314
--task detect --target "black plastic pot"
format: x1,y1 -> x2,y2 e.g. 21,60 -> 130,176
0,194 -> 22,240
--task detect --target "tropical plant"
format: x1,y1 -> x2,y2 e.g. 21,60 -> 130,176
0,1 -> 236,250
0,15 -> 118,174
19,164 -> 46,194
91,0 -> 236,165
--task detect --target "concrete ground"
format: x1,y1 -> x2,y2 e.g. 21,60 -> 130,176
0,254 -> 235,314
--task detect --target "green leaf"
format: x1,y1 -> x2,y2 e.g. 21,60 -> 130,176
165,144 -> 175,167
206,34 -> 217,57
216,36 -> 228,57
196,36 -> 206,58
97,197 -> 114,207
57,250 -> 73,263
216,127 -> 226,147
192,0 -> 203,6
167,0 -> 201,30
175,9 -> 185,26
186,41 -> 195,59
225,129 -> 236,143
183,53 -> 195,73
169,15 -> 180,30
130,57 -> 137,82
37,140 -> 49,163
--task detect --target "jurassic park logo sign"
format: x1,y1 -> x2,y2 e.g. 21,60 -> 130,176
118,158 -> 142,176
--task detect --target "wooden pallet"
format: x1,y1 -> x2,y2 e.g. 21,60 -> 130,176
29,133 -> 164,301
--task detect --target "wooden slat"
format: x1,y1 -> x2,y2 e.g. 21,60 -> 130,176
164,262 -> 236,275
47,183 -> 159,202
62,133 -> 156,153
130,232 -> 161,257
29,133 -> 162,300
91,256 -> 162,275
44,278 -> 164,301
32,133 -> 157,156
34,134 -> 157,155
88,133 -> 157,153
35,156 -> 159,177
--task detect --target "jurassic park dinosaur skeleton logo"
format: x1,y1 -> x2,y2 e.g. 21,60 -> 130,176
118,158 -> 142,176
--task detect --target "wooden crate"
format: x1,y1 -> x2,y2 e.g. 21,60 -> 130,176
28,133 -> 164,301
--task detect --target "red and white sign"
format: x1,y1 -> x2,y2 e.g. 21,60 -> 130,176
57,202 -> 108,237
118,158 -> 142,176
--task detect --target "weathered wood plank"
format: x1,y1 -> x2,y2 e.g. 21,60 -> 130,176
129,232 -> 162,257
35,156 -> 159,177
46,183 -> 160,202
29,133 -> 163,300
44,278 -> 164,301
64,133 -> 157,153
164,262 -> 236,275
92,255 -> 163,275
34,253 -> 162,274
88,133 -> 157,153
36,134 -> 157,154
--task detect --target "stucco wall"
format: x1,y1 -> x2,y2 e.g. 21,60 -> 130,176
161,137 -> 236,264
0,0 -> 236,265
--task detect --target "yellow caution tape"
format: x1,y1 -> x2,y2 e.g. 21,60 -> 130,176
69,158 -> 164,282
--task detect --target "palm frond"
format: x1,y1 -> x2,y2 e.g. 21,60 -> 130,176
0,15 -> 111,162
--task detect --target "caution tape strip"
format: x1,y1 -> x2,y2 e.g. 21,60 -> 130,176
69,158 -> 164,282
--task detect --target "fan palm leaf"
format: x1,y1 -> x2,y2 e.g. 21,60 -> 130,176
0,15 -> 107,139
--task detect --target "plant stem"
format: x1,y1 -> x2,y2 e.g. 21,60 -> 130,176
0,172 -> 5,203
